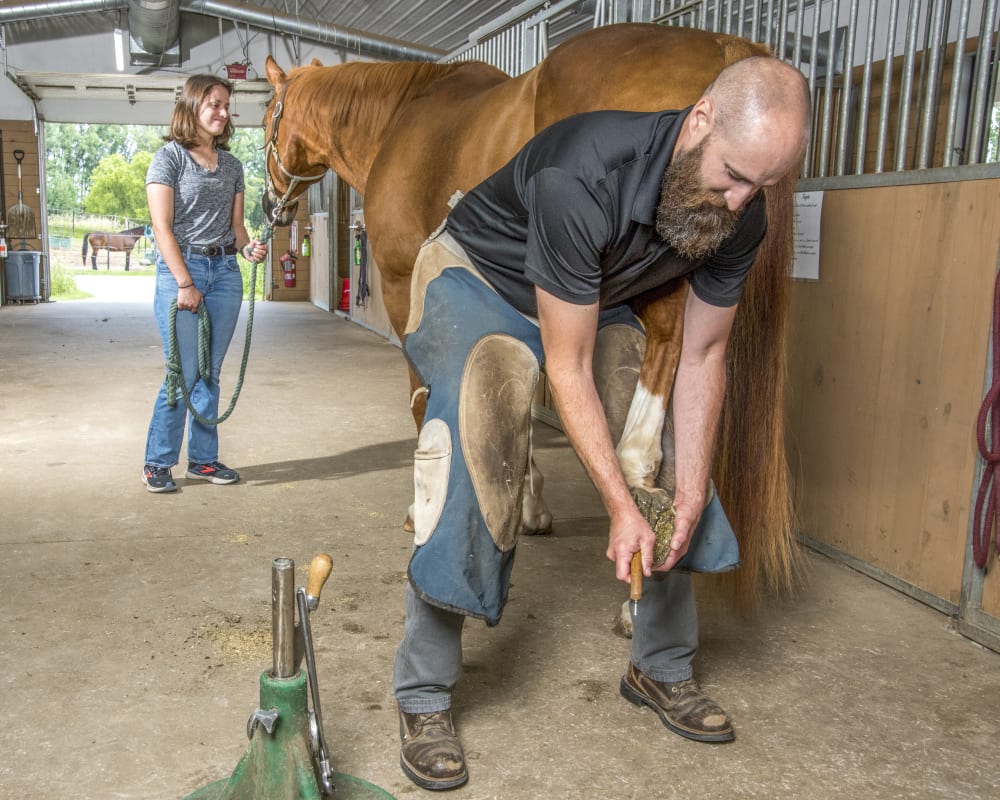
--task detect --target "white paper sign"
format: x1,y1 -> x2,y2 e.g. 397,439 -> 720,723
792,191 -> 824,280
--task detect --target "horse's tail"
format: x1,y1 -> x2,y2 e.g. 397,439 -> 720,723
711,171 -> 803,607
81,235 -> 89,264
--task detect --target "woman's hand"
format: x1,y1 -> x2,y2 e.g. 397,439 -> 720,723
242,240 -> 268,263
176,283 -> 202,313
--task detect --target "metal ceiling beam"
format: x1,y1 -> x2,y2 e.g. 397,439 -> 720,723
182,0 -> 443,61
0,0 -> 127,22
0,0 -> 444,62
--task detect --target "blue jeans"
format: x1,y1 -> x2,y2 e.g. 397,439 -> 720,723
144,252 -> 244,468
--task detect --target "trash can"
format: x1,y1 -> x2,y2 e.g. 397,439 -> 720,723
4,251 -> 41,303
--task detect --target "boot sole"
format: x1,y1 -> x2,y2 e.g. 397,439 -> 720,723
620,676 -> 735,743
399,755 -> 468,791
186,472 -> 239,485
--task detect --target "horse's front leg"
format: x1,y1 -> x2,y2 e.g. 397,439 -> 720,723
606,283 -> 687,639
618,282 -> 687,490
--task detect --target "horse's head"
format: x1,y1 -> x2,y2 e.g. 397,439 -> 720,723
262,56 -> 329,229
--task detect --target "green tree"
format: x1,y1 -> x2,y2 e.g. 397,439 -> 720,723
45,123 -> 132,209
229,127 -> 265,231
83,151 -> 152,220
45,122 -> 265,227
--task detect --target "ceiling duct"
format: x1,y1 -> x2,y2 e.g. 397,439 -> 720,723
128,0 -> 181,66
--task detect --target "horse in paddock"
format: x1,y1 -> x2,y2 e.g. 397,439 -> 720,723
81,225 -> 147,270
262,23 -> 800,605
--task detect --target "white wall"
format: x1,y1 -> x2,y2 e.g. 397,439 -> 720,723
0,13 -> 366,125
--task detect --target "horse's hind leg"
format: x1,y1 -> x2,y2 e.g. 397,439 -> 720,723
520,428 -> 553,536
124,252 -> 130,271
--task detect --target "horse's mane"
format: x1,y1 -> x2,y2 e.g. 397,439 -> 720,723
290,61 -> 470,133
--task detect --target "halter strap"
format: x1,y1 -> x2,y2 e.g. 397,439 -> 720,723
263,82 -> 328,226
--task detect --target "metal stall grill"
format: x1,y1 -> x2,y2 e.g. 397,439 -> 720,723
443,0 -> 1000,180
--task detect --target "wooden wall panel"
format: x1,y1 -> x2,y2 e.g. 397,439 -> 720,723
268,201 -> 310,301
786,178 -> 1000,606
0,120 -> 41,247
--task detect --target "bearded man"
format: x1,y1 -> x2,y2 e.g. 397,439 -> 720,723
393,56 -> 811,790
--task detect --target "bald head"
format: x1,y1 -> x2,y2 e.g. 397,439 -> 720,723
703,56 -> 812,167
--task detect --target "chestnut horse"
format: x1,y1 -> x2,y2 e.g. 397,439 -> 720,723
262,23 -> 800,604
81,225 -> 147,271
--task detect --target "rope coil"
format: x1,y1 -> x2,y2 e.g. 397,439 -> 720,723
165,245 -> 266,427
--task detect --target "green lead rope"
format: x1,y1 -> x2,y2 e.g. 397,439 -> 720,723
165,228 -> 271,426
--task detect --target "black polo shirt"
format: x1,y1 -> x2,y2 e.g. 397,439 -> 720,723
445,108 -> 767,317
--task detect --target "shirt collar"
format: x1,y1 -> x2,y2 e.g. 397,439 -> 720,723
631,106 -> 692,226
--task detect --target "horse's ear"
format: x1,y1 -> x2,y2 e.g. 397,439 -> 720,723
310,58 -> 323,68
264,55 -> 286,88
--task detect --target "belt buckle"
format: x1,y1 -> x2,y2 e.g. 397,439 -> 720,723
203,245 -> 220,256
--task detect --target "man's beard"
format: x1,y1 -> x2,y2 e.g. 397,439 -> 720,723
656,138 -> 739,261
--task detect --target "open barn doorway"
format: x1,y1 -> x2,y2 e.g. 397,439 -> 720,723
41,121 -> 266,303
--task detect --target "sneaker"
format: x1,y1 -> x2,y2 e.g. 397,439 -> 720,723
186,461 -> 240,485
142,465 -> 177,493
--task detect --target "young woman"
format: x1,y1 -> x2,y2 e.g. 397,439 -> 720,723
141,74 -> 267,493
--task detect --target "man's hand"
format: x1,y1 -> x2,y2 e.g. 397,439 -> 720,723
535,285 -> 659,587
653,491 -> 702,571
606,504 -> 655,583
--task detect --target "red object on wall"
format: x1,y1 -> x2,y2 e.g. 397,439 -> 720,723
226,63 -> 248,80
280,251 -> 296,288
339,278 -> 350,311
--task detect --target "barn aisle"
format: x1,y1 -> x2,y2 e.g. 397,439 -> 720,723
0,299 -> 997,800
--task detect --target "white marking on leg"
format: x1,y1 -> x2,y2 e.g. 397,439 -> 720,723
616,382 -> 665,489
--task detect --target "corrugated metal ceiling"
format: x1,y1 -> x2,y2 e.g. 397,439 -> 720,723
2,1 -> 602,120
0,1 -> 600,57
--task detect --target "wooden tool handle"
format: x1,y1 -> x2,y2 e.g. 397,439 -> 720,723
630,551 -> 643,602
306,553 -> 333,600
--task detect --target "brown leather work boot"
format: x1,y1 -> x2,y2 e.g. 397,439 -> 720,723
398,708 -> 469,790
620,662 -> 735,743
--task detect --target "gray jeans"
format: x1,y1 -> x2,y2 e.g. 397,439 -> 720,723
393,570 -> 697,712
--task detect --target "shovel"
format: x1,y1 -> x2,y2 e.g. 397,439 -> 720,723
7,148 -> 36,241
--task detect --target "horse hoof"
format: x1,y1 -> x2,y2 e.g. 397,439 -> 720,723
520,517 -> 553,536
402,514 -> 415,533
611,599 -> 633,639
630,486 -> 676,567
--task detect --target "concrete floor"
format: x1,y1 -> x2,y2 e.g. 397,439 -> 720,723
1,291 -> 999,800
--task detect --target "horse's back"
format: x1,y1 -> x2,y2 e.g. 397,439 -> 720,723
365,61 -> 539,281
533,23 -> 769,127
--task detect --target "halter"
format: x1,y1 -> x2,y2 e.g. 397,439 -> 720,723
262,82 -> 328,233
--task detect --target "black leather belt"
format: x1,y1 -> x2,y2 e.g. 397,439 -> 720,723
183,243 -> 238,257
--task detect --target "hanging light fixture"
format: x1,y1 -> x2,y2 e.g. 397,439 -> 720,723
114,27 -> 126,72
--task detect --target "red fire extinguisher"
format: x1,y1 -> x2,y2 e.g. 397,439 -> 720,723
280,251 -> 297,288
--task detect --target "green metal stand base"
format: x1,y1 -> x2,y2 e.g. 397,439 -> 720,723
183,671 -> 395,800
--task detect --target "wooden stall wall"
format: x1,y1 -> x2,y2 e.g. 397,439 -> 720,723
785,177 -> 1000,618
1,121 -> 43,302
268,200 -> 311,301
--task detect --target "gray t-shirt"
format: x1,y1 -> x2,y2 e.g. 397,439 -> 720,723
146,140 -> 245,247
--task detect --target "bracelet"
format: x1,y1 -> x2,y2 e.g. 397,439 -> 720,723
177,282 -> 194,289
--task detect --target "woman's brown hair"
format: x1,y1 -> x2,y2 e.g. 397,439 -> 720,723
167,74 -> 235,150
